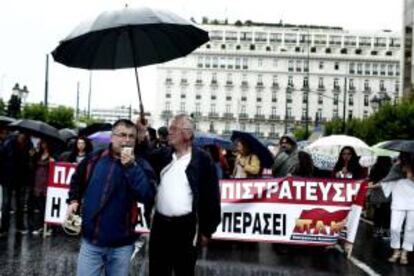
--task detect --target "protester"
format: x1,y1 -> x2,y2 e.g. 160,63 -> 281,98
272,134 -> 299,177
204,145 -> 229,179
332,146 -> 366,179
376,152 -> 414,265
156,126 -> 169,148
0,132 -> 34,236
291,150 -> 314,177
232,138 -> 261,178
66,119 -> 156,276
28,138 -> 54,235
62,136 -> 93,163
368,156 -> 392,238
149,114 -> 221,276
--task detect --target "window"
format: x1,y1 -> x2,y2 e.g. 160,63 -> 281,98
333,94 -> 339,105
334,62 -> 339,70
349,63 -> 355,74
296,60 -> 302,72
240,123 -> 246,131
364,95 -> 369,107
242,58 -> 248,69
273,58 -> 278,67
357,63 -> 363,74
318,77 -> 324,88
303,76 -> 309,88
271,91 -> 277,102
227,57 -> 234,69
256,106 -> 262,115
288,76 -> 294,87
333,109 -> 339,118
225,104 -> 231,113
388,64 -> 394,76
165,101 -> 171,111
195,103 -> 201,113
318,93 -> 323,104
319,61 -> 324,70
210,103 -> 216,113
219,57 -> 225,69
224,122 -> 230,131
197,56 -> 203,68
258,58 -> 263,67
241,105 -> 246,114
363,111 -> 368,119
365,63 -> 371,75
348,110 -> 353,120
373,63 -> 378,75
349,79 -> 354,90
333,78 -> 339,89
288,60 -> 294,72
271,106 -> 277,116
180,102 -> 186,112
364,80 -> 370,90
286,107 -> 292,118
205,56 -> 211,68
380,80 -> 385,91
380,64 -> 386,76
395,80 -> 400,92
348,94 -> 354,106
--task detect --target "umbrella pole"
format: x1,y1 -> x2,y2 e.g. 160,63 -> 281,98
133,67 -> 145,123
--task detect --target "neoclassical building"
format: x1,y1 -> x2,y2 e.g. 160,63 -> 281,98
155,21 -> 401,139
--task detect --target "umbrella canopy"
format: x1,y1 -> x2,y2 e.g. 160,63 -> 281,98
371,141 -> 400,157
52,6 -> 209,120
79,123 -> 112,137
231,131 -> 274,169
88,130 -> 111,151
194,132 -> 232,149
306,152 -> 338,171
379,140 -> 414,153
59,128 -> 78,142
8,119 -> 63,143
305,135 -> 374,157
0,116 -> 16,126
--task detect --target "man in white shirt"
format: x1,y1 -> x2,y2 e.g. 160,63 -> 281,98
149,114 -> 221,276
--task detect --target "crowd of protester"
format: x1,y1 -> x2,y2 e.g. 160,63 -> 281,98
0,115 -> 413,273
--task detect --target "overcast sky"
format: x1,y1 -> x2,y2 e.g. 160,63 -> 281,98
0,0 -> 403,114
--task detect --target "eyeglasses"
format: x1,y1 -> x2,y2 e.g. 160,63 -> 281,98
112,132 -> 136,140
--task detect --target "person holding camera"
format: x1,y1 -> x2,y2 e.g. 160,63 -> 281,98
66,119 -> 156,276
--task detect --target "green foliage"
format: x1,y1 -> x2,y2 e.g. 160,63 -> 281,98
48,106 -> 75,129
22,103 -> 48,121
6,95 -> 21,118
0,98 -> 6,115
324,100 -> 414,145
293,126 -> 310,141
78,115 -> 104,126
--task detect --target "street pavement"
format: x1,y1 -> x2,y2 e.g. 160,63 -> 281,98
0,220 -> 413,275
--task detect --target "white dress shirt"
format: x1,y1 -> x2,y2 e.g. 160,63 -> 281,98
156,152 -> 193,216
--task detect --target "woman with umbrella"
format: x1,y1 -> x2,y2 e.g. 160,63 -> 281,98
232,138 -> 261,178
332,146 -> 366,179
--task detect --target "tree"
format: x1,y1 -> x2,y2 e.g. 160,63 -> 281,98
6,95 -> 21,118
22,103 -> 48,121
48,106 -> 75,129
293,126 -> 310,141
0,98 -> 6,115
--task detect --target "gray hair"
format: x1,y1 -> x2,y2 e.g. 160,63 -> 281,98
173,114 -> 194,140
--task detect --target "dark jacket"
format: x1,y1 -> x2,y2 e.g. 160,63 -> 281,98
68,147 -> 156,247
156,146 -> 221,238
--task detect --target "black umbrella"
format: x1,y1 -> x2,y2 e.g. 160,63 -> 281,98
0,116 -> 16,126
52,6 -> 209,121
231,131 -> 274,169
380,139 -> 414,153
59,128 -> 78,142
78,123 -> 112,137
8,119 -> 63,143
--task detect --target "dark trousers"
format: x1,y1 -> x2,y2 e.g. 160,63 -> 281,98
149,212 -> 197,276
28,194 -> 46,231
1,185 -> 26,231
373,202 -> 391,229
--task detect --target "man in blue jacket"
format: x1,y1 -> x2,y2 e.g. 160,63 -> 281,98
149,114 -> 221,276
67,119 -> 155,276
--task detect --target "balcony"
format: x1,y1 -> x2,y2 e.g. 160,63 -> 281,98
241,81 -> 249,90
222,130 -> 232,136
223,113 -> 234,119
268,115 -> 280,121
380,87 -> 387,92
208,112 -> 219,119
301,116 -> 312,122
238,113 -> 249,120
254,114 -> 266,121
180,79 -> 188,86
271,83 -> 280,90
192,112 -> 202,119
349,86 -> 356,92
332,86 -> 341,93
364,87 -> 372,93
165,78 -> 173,86
210,80 -> 218,87
301,86 -> 309,92
317,86 -> 326,92
195,79 -> 203,87
255,82 -> 264,90
225,81 -> 234,89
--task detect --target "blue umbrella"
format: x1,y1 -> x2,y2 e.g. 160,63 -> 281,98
231,131 -> 274,169
193,131 -> 232,149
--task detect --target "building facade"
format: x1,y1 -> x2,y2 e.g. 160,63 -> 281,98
403,0 -> 414,98
155,22 -> 401,139
91,106 -> 137,124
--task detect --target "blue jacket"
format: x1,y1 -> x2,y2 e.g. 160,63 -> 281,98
69,148 -> 156,247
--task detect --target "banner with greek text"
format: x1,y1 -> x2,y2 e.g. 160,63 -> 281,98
45,162 -> 367,245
